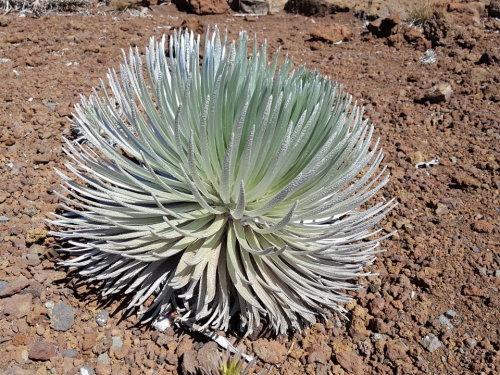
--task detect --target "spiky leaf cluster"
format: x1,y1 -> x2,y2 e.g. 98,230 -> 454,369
50,27 -> 395,335
201,350 -> 265,375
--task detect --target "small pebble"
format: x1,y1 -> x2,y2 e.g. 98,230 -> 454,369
111,336 -> 123,349
437,315 -> 454,330
79,366 -> 95,375
421,333 -> 442,353
63,349 -> 79,358
0,216 -> 10,223
369,283 -> 381,293
95,310 -> 109,327
97,353 -> 111,365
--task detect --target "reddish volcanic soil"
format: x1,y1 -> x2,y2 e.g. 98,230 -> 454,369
0,1 -> 499,374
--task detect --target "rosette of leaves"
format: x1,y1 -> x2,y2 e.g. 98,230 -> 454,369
50,27 -> 395,335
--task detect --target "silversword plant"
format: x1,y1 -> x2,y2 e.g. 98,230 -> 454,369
50,27 -> 395,335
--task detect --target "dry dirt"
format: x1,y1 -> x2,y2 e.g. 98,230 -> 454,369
0,1 -> 499,375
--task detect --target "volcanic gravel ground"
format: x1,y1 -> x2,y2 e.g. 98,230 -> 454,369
0,2 -> 499,374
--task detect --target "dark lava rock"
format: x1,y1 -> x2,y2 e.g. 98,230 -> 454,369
284,0 -> 350,17
422,12 -> 450,46
477,52 -> 500,66
489,0 -> 500,17
367,14 -> 401,38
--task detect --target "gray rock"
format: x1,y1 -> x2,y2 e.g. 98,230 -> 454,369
0,216 -> 10,223
0,58 -> 11,64
95,310 -> 109,327
445,310 -> 456,319
111,336 -> 123,349
50,302 -> 75,331
421,333 -> 442,353
44,103 -> 58,111
495,270 -> 500,277
0,281 -> 8,294
437,315 -> 453,330
97,353 -> 111,365
62,349 -> 78,358
78,367 -> 95,375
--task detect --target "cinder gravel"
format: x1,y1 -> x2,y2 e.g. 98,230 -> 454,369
0,2 -> 498,374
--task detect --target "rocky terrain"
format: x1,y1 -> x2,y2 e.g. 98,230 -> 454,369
0,0 -> 499,374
